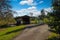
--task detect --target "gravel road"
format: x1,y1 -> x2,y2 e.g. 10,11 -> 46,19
13,24 -> 50,40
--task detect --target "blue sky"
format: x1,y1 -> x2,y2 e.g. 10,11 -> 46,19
10,0 -> 52,17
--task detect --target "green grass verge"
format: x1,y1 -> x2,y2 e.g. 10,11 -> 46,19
0,25 -> 25,40
48,32 -> 59,40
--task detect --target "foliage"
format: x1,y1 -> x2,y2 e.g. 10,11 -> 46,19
46,0 -> 60,34
40,9 -> 46,20
0,0 -> 16,27
43,18 -> 49,24
47,0 -> 60,40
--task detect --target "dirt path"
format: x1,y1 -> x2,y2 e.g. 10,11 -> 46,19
13,24 -> 50,40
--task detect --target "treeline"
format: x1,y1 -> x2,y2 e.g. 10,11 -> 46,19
48,0 -> 60,34
0,0 -> 15,27
37,0 -> 60,39
42,0 -> 60,40
41,0 -> 60,34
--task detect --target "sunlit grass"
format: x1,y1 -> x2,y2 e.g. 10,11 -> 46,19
0,25 -> 25,40
48,32 -> 58,38
48,32 -> 60,40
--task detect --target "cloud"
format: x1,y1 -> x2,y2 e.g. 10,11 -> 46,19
19,0 -> 44,6
14,7 -> 53,17
14,6 -> 41,17
44,7 -> 53,12
20,1 -> 28,5
43,7 -> 53,15
20,0 -> 33,5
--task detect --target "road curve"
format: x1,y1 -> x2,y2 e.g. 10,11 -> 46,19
13,24 -> 50,40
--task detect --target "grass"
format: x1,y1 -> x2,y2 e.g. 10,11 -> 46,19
48,32 -> 60,40
48,32 -> 58,38
0,25 -> 25,40
48,27 -> 60,40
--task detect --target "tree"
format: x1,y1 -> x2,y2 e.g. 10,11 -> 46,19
41,9 -> 45,16
0,0 -> 15,27
48,0 -> 60,34
41,9 -> 45,20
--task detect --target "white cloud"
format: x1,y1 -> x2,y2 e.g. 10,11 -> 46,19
14,7 -> 53,17
20,0 -> 33,5
14,6 -> 41,17
43,7 -> 53,15
20,1 -> 28,5
19,0 -> 44,6
44,7 -> 53,12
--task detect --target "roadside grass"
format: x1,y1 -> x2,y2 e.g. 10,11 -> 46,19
0,25 -> 25,40
48,32 -> 60,40
48,29 -> 60,40
48,32 -> 58,38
